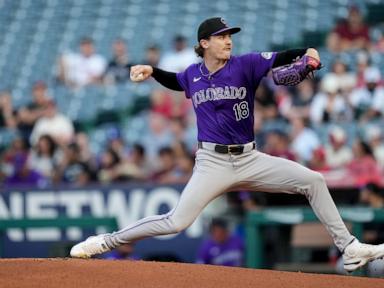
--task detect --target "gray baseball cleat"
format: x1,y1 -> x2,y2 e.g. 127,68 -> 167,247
70,234 -> 110,258
343,239 -> 384,272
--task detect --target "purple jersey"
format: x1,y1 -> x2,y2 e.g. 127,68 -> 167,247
177,52 -> 276,144
196,235 -> 244,267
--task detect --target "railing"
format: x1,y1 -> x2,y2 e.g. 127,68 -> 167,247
246,207 -> 384,273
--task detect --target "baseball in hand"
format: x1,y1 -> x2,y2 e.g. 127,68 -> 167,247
130,72 -> 144,82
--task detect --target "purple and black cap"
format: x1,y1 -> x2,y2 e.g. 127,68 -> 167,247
197,17 -> 241,42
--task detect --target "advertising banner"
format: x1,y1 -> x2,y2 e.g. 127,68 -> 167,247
0,184 -> 204,262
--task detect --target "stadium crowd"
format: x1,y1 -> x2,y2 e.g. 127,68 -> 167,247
1,6 -> 384,190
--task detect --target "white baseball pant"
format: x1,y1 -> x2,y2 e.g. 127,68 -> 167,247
105,147 -> 354,252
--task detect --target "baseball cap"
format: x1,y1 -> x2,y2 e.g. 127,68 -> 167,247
197,17 -> 241,42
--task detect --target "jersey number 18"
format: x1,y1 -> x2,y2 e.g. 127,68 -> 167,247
233,101 -> 249,121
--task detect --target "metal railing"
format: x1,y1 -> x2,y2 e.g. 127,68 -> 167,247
246,206 -> 384,274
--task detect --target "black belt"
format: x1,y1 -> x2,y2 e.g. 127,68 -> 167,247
198,141 -> 256,155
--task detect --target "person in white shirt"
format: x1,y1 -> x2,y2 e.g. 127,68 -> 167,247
310,74 -> 351,124
58,38 -> 107,88
30,101 -> 74,146
158,35 -> 198,73
366,125 -> 384,169
290,115 -> 321,163
325,126 -> 353,169
349,66 -> 384,121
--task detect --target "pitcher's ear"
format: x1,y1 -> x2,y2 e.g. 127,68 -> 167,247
200,39 -> 209,49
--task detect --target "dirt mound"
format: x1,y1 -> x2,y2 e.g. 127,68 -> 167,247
0,259 -> 382,288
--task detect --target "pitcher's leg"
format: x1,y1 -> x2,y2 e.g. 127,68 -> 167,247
105,155 -> 235,248
239,151 -> 354,252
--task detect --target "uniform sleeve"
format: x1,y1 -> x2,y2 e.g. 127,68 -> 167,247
273,48 -> 307,67
176,70 -> 191,98
240,52 -> 277,81
152,67 -> 183,91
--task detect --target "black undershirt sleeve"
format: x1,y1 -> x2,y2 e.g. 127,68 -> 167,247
272,48 -> 308,68
152,67 -> 184,91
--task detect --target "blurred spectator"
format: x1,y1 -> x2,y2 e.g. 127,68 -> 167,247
327,6 -> 371,53
310,74 -> 351,124
263,130 -> 296,161
17,81 -> 52,140
365,125 -> 384,169
115,143 -> 150,181
328,59 -> 356,96
105,127 -> 129,161
4,153 -> 47,187
308,146 -> 331,172
153,36 -> 195,122
28,135 -> 60,179
103,243 -> 140,260
149,142 -> 194,184
150,146 -> 176,183
372,24 -> 384,53
169,118 -> 189,144
143,44 -> 161,67
55,142 -> 93,186
290,115 -> 320,163
1,137 -> 29,180
347,139 -> 381,186
172,153 -> 194,183
97,148 -> 121,183
29,101 -> 74,146
158,35 -> 198,72
254,81 -> 279,122
140,112 -> 173,161
75,132 -> 96,167
196,218 -> 244,267
367,68 -> 384,118
349,66 -> 383,121
0,91 -> 17,129
104,39 -> 134,84
57,37 -> 107,88
150,89 -> 174,118
355,51 -> 371,87
150,87 -> 191,120
360,182 -> 384,209
280,80 -> 314,121
324,126 -> 352,169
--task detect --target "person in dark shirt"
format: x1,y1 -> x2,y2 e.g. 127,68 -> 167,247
4,153 -> 47,187
196,218 -> 244,267
17,81 -> 51,140
104,39 -> 134,84
55,142 -> 92,186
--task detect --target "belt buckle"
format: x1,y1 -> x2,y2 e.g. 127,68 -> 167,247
228,144 -> 243,155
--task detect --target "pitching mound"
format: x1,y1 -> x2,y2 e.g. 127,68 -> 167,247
0,259 -> 383,288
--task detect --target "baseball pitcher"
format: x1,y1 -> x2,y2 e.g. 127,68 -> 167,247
71,17 -> 384,272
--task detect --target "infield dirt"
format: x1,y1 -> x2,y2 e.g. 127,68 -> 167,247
0,258 -> 383,288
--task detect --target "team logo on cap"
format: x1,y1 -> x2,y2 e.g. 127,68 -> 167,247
261,52 -> 273,59
220,18 -> 228,27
